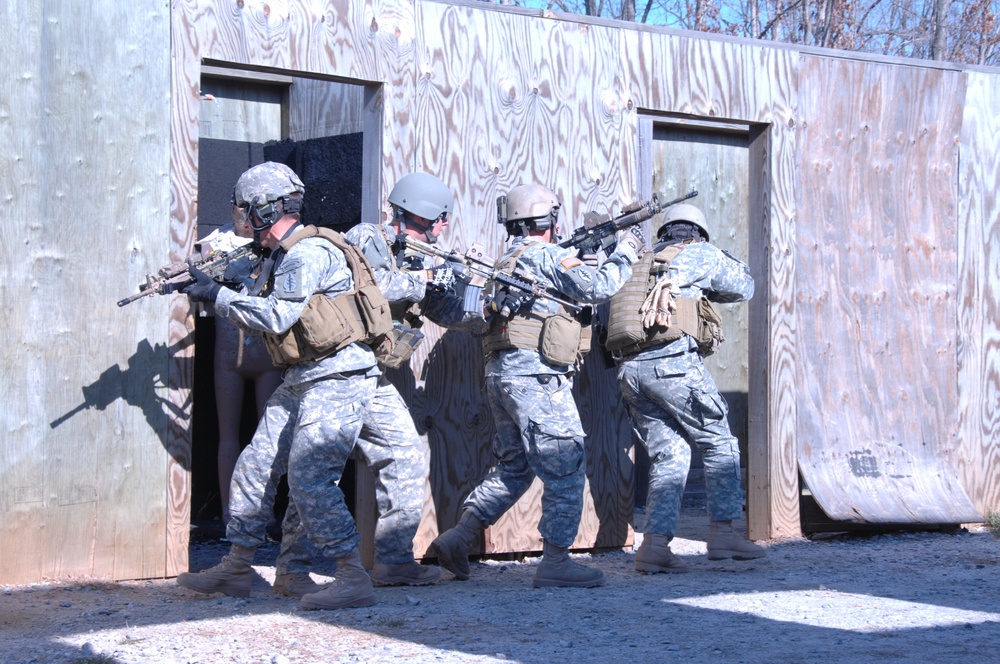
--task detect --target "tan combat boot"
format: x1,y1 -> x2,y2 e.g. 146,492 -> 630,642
430,511 -> 485,581
272,572 -> 326,599
635,533 -> 690,574
176,545 -> 256,597
299,551 -> 377,610
370,561 -> 442,586
532,541 -> 605,588
707,521 -> 767,560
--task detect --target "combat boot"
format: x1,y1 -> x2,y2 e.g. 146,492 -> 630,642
299,551 -> 377,610
176,545 -> 256,597
707,521 -> 767,560
370,561 -> 442,586
272,572 -> 325,599
635,533 -> 689,574
431,511 -> 485,581
532,541 -> 605,588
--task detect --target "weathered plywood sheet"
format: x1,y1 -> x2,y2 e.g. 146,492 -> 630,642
745,45 -> 801,539
288,77 -> 367,140
1,1 -> 174,584
957,71 -> 1000,518
796,56 -> 980,523
622,30 -> 764,125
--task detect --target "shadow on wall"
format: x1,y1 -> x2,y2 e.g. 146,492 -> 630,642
49,337 -> 193,470
384,329 -> 493,537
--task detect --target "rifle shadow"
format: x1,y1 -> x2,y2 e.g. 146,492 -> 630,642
384,329 -> 493,534
49,337 -> 194,469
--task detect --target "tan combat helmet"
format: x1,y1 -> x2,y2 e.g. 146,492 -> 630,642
655,202 -> 709,242
501,183 -> 560,234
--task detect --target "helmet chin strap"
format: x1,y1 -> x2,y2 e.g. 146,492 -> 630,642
398,210 -> 438,244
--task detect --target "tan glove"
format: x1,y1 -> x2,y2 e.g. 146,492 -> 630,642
639,277 -> 677,329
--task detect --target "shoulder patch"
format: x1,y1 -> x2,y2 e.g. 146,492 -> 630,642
560,256 -> 583,271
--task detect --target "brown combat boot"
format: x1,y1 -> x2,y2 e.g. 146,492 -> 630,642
370,561 -> 442,586
176,545 -> 256,597
532,541 -> 605,588
299,551 -> 376,610
707,521 -> 767,560
431,511 -> 485,581
272,572 -> 326,599
635,533 -> 690,574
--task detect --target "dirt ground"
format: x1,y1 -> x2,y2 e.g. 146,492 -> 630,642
3,501 -> 999,664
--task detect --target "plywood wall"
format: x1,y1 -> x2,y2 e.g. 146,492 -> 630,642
957,71 -> 1000,518
168,0 -> 998,548
5,0 -> 998,585
795,57 -> 983,523
1,1 -> 174,584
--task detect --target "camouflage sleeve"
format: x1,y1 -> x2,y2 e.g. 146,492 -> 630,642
215,238 -> 350,334
345,223 -> 427,304
529,242 -> 635,305
706,246 -> 755,303
422,282 -> 489,334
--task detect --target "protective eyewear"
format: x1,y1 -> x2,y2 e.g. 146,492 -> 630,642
242,201 -> 281,231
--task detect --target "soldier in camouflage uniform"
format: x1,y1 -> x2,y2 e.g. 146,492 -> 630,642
273,173 -> 478,587
431,183 -> 643,588
608,202 -> 766,573
176,162 -> 386,610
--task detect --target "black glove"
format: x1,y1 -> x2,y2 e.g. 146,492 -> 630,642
426,265 -> 456,291
181,265 -> 222,304
490,288 -> 528,318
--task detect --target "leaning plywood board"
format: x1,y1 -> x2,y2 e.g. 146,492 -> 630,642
795,55 -> 981,524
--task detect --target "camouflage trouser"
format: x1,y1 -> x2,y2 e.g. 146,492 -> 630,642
464,373 -> 587,549
225,372 -> 375,561
617,347 -> 744,538
276,375 -> 428,572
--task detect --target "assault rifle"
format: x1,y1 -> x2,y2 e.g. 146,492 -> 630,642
394,234 -> 583,316
117,242 -> 264,307
558,190 -> 699,254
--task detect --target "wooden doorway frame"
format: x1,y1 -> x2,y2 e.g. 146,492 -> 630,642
636,115 -> 793,541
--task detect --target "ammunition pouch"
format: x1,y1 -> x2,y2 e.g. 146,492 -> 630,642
264,291 -> 366,368
484,307 -> 592,367
377,324 -> 426,370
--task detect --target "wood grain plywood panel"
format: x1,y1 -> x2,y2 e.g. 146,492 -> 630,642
957,72 -> 1000,518
417,6 -> 630,255
620,29 -> 763,124
1,1 -> 174,584
168,2 -> 208,578
747,45 -> 801,539
796,56 -> 979,523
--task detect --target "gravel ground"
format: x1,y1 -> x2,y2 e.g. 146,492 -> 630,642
2,501 -> 999,664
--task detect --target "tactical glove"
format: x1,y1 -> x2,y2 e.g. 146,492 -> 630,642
181,265 -> 222,304
617,225 -> 646,256
490,288 -> 528,319
426,265 -> 456,291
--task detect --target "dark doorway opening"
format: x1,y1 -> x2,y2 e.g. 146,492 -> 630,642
190,68 -> 370,540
